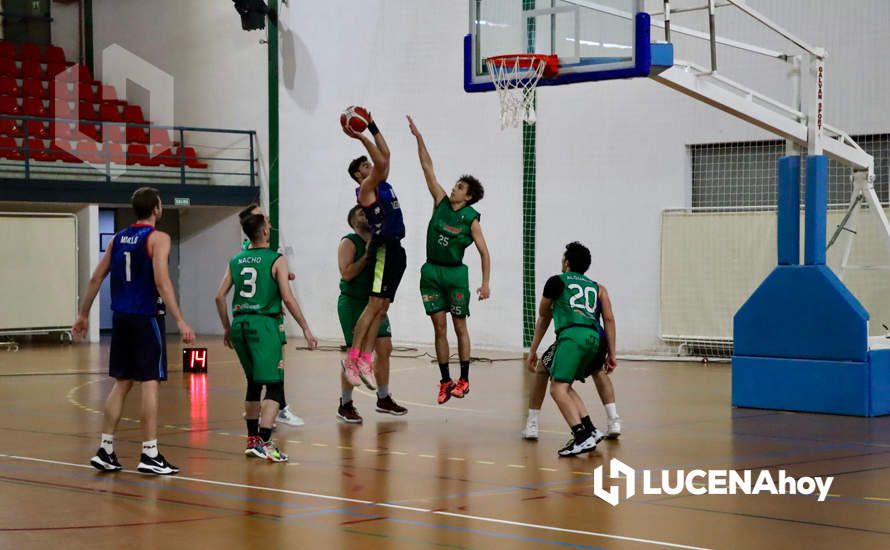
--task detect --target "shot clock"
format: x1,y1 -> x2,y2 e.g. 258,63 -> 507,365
182,348 -> 208,373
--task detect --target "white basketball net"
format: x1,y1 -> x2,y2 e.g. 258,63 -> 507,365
485,56 -> 548,129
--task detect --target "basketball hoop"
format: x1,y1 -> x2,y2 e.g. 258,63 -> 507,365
485,54 -> 559,129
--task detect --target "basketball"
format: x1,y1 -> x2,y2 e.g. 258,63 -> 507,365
340,105 -> 370,133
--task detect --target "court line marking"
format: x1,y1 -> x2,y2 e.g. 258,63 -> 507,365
1,453 -> 712,550
353,387 -> 493,413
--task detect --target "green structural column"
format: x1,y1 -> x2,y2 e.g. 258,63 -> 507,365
267,0 -> 280,250
83,0 -> 94,73
522,118 -> 536,347
522,0 -> 537,347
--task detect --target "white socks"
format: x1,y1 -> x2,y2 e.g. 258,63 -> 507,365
527,409 -> 540,423
142,439 -> 159,458
100,433 -> 114,453
605,403 -> 619,420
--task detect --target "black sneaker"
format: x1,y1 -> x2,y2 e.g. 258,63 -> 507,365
137,452 -> 179,475
337,399 -> 363,424
90,448 -> 122,472
557,434 -> 597,457
375,394 -> 407,416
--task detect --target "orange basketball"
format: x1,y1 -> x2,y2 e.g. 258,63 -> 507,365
340,105 -> 370,133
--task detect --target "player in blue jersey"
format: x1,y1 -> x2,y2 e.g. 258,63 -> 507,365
341,110 -> 406,392
73,187 -> 195,475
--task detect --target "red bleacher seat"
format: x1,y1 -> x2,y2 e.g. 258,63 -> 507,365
21,61 -> 44,80
179,147 -> 208,169
0,135 -> 22,159
79,83 -> 97,103
53,121 -> 77,140
127,143 -> 150,165
22,138 -> 49,161
59,64 -> 91,83
123,105 -> 145,124
24,119 -> 50,139
75,140 -> 102,163
19,44 -> 41,62
46,63 -> 66,80
79,123 -> 101,141
53,99 -> 73,119
149,146 -> 176,167
50,143 -> 82,163
0,59 -> 17,77
0,96 -> 20,115
44,46 -> 66,64
23,98 -> 49,118
126,126 -> 149,144
22,79 -> 48,99
99,85 -> 125,103
124,107 -> 148,142
0,42 -> 15,59
0,77 -> 18,96
149,127 -> 172,148
78,100 -> 97,120
103,122 -> 125,143
53,81 -> 74,100
104,142 -> 126,164
99,102 -> 123,122
0,118 -> 20,137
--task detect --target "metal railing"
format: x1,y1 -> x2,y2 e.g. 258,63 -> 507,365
0,112 -> 257,187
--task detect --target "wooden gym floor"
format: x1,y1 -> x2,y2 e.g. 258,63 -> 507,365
1,336 -> 889,549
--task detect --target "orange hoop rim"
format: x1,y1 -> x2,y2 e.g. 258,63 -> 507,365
485,54 -> 560,79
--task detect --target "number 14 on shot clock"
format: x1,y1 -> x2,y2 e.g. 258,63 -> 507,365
183,348 -> 208,373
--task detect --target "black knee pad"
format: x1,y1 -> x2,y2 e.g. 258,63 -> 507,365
264,381 -> 285,406
245,381 -> 263,402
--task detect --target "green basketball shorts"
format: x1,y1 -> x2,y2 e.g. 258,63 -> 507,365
419,262 -> 471,317
337,295 -> 392,347
549,326 -> 600,383
231,315 -> 284,384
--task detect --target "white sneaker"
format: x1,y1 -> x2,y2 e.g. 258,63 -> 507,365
557,434 -> 597,457
276,406 -> 305,427
521,419 -> 539,440
607,417 -> 621,439
593,427 -> 607,443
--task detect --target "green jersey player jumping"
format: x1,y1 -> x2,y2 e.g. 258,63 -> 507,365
408,116 -> 492,405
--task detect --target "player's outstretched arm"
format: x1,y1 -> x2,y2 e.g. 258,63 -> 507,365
366,110 -> 390,163
338,238 -> 367,281
214,268 -> 234,349
149,231 -> 195,344
407,115 -> 446,204
274,256 -> 318,349
527,297 -> 554,372
72,240 -> 113,339
346,129 -> 389,206
598,285 -> 617,372
470,219 -> 491,300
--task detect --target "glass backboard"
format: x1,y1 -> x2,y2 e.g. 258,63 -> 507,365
465,0 -> 672,92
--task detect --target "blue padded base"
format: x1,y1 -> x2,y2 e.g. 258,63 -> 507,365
732,355 -> 870,416
868,349 -> 890,416
734,265 -> 868,362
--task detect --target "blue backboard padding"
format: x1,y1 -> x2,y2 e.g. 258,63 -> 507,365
804,155 -> 828,265
650,42 -> 673,72
734,265 -> 868,361
464,13 -> 673,93
777,155 -> 800,266
868,350 -> 890,416
732,355 -> 869,416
